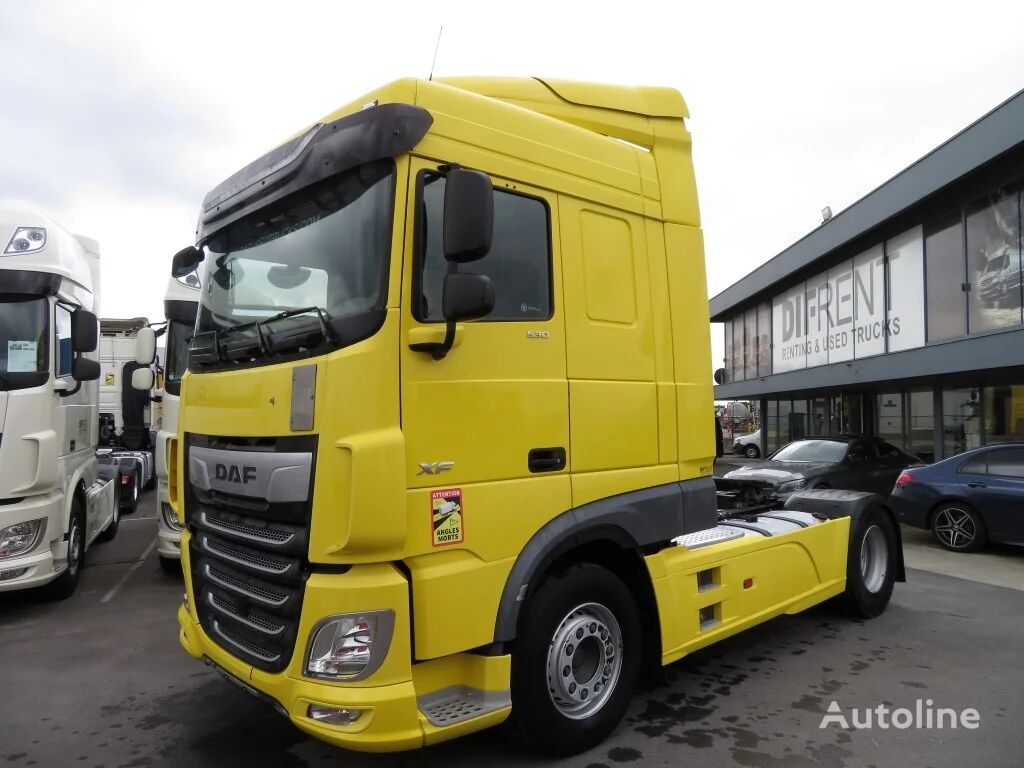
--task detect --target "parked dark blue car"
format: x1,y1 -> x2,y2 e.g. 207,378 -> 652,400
891,443 -> 1024,552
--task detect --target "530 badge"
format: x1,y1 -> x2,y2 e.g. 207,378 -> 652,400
430,488 -> 464,547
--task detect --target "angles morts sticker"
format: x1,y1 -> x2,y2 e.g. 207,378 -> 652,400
430,488 -> 464,547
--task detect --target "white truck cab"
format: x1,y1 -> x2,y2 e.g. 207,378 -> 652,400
0,208 -> 119,598
155,271 -> 199,572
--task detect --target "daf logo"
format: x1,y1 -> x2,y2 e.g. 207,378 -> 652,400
215,463 -> 258,485
417,461 -> 455,476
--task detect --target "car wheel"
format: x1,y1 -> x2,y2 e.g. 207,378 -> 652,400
931,503 -> 986,552
97,483 -> 121,543
744,444 -> 760,459
44,497 -> 87,600
839,505 -> 898,618
159,556 -> 181,576
510,564 -> 641,756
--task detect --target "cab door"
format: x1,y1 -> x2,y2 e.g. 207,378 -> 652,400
400,158 -> 571,563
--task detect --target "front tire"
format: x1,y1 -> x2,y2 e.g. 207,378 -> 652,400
744,444 -> 761,459
159,556 -> 181,576
44,498 -> 86,600
840,505 -> 898,618
931,502 -> 986,552
510,564 -> 640,756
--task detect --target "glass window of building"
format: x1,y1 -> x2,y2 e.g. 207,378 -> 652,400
966,190 -> 1022,333
942,387 -> 982,458
756,301 -> 771,377
723,322 -> 733,383
877,392 -> 906,449
766,399 -> 780,454
908,389 -> 935,462
809,397 -> 828,436
841,393 -> 862,434
744,308 -> 757,380
778,399 -> 793,447
791,399 -> 809,440
732,316 -> 745,381
984,385 -> 1024,443
925,212 -> 967,342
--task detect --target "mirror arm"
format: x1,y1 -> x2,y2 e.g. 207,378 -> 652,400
58,376 -> 82,398
409,320 -> 456,360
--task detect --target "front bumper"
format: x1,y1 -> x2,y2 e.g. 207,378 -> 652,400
177,540 -> 510,752
155,482 -> 182,560
0,492 -> 65,592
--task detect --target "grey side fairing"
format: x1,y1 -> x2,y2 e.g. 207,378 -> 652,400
492,476 -> 717,643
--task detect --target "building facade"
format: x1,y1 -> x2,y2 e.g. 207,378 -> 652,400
711,89 -> 1024,463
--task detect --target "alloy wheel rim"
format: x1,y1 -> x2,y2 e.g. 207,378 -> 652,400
934,508 -> 975,549
67,517 -> 82,575
859,524 -> 888,593
546,602 -> 623,720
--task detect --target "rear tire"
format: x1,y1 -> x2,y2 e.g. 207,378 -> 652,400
744,444 -> 761,459
43,498 -> 86,600
120,469 -> 140,514
931,502 -> 986,552
840,505 -> 898,618
510,564 -> 640,756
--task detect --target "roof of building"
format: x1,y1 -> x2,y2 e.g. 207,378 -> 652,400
709,87 -> 1024,321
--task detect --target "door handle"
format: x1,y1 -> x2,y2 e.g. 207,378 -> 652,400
966,482 -> 986,488
528,447 -> 566,473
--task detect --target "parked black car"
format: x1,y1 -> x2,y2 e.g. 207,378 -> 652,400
723,436 -> 921,499
891,443 -> 1024,552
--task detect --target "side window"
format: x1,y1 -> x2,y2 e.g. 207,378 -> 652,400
875,440 -> 903,459
416,173 -> 551,322
986,447 -> 1024,479
849,440 -> 875,460
55,304 -> 73,377
959,455 -> 988,475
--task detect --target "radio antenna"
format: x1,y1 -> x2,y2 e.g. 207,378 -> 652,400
429,25 -> 443,81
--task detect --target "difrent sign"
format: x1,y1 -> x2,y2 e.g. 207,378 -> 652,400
772,227 -> 925,373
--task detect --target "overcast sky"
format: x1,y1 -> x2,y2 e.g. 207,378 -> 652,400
4,0 -> 1024,371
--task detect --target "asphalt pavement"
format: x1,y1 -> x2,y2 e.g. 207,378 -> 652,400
1,489 -> 1022,768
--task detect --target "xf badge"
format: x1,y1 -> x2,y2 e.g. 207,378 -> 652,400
418,461 -> 455,476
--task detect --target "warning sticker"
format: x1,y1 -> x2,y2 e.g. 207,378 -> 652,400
104,373 -> 115,385
430,488 -> 464,547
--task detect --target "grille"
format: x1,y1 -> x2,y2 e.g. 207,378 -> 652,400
187,433 -> 316,674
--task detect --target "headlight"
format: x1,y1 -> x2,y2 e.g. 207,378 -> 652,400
4,227 -> 46,255
0,518 -> 47,559
161,501 -> 183,532
777,479 -> 808,493
305,610 -> 395,681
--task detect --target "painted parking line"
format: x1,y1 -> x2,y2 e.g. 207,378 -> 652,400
100,540 -> 157,603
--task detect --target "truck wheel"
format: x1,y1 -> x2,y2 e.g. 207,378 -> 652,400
97,483 -> 121,543
840,506 -> 897,618
120,469 -> 140,514
744,444 -> 760,459
159,556 -> 181,576
510,564 -> 640,756
44,498 -> 86,600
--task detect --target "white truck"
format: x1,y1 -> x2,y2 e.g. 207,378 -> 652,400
0,208 -> 158,598
154,270 -> 200,573
97,316 -> 157,513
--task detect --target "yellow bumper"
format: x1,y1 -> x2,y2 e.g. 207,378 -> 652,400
177,548 -> 510,752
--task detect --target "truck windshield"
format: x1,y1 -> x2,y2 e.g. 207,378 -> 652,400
164,318 -> 193,396
194,159 -> 395,360
0,296 -> 48,390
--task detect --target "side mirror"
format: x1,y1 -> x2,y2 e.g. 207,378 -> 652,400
70,309 -> 98,353
172,246 -> 204,278
71,357 -> 100,382
443,169 -> 493,263
135,327 -> 157,364
443,273 -> 495,322
132,367 -> 155,391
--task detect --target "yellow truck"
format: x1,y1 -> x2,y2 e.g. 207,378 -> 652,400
170,77 -> 904,755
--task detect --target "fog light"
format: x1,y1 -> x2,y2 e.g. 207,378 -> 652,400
307,704 -> 364,725
305,610 -> 395,681
161,501 -> 183,532
0,567 -> 29,581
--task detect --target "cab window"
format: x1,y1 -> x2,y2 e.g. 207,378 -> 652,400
415,172 -> 551,322
55,304 -> 73,377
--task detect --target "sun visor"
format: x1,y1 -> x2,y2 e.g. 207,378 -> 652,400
197,103 -> 432,243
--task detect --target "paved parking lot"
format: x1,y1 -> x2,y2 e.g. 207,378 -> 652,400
1,489 -> 1022,768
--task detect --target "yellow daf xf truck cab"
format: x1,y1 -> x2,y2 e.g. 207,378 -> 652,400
172,77 -> 904,755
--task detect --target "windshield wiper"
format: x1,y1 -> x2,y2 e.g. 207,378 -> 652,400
257,306 -> 336,353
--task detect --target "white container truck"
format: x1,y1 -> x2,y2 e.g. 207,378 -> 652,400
154,271 -> 199,573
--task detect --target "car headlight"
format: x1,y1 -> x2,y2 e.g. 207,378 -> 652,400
777,479 -> 808,493
0,518 -> 47,559
161,501 -> 183,532
305,610 -> 395,681
4,227 -> 46,255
